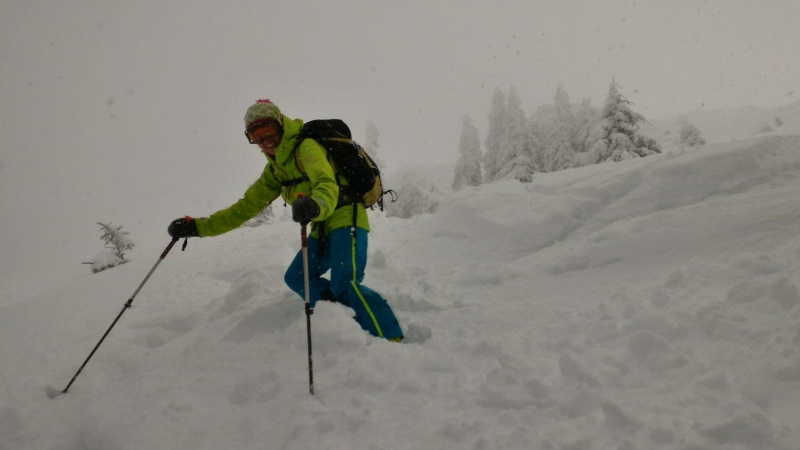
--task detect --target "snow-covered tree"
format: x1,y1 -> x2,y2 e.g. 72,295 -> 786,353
98,222 -> 134,260
543,84 -> 578,172
483,87 -> 507,182
452,116 -> 482,190
87,222 -> 134,273
573,99 -> 596,149
526,116 -> 546,172
588,78 -> 661,163
385,170 -> 440,219
544,140 -> 577,173
554,83 -> 576,128
678,116 -> 706,147
364,121 -> 385,168
389,183 -> 438,219
495,86 -> 537,182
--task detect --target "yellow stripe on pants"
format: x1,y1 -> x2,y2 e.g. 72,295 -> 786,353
351,234 -> 383,338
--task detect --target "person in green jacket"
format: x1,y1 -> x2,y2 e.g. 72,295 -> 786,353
168,100 -> 403,342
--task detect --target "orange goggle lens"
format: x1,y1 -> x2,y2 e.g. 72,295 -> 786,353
245,120 -> 282,144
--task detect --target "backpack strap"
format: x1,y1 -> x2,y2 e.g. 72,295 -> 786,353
293,122 -> 370,237
294,135 -> 363,211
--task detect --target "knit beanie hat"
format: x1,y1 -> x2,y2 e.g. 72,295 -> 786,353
244,99 -> 283,127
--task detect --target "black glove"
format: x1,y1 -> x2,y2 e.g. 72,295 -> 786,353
292,196 -> 320,223
168,217 -> 199,238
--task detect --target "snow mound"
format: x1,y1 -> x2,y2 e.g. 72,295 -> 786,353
2,135 -> 800,449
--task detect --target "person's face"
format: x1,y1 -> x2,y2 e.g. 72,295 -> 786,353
245,120 -> 283,156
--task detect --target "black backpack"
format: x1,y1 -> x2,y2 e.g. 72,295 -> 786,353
291,119 -> 393,210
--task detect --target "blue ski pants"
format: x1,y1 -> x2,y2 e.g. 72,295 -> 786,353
284,227 -> 403,340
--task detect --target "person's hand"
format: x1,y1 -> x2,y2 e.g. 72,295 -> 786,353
292,197 -> 320,223
168,217 -> 199,238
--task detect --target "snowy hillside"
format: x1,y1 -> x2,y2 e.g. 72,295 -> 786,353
641,100 -> 800,147
2,128 -> 800,449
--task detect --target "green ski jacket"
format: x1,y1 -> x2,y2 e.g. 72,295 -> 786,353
194,115 -> 369,238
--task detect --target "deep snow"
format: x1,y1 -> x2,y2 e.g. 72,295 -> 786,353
2,113 -> 800,449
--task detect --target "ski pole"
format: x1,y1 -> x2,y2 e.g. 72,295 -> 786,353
59,237 -> 180,395
301,221 -> 315,395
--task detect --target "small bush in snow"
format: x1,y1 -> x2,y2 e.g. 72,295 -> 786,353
87,222 -> 134,273
385,169 -> 441,219
244,205 -> 276,227
678,116 -> 706,147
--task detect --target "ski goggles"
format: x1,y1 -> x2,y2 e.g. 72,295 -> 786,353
245,119 -> 282,145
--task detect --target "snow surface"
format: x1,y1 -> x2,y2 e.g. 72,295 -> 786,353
2,117 -> 800,449
86,250 -> 126,274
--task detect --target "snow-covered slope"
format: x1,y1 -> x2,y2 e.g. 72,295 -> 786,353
2,134 -> 800,449
642,100 -> 800,147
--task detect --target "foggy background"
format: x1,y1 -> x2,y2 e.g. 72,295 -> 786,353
2,0 -> 798,301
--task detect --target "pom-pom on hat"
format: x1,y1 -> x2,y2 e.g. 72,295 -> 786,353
244,99 -> 283,127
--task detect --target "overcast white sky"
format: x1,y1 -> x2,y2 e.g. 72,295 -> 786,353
1,0 -> 798,299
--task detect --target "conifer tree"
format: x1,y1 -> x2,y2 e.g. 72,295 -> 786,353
678,116 -> 706,147
385,170 -> 440,219
554,83 -> 576,128
98,222 -> 134,260
543,84 -> 578,172
483,87 -> 507,182
526,115 -> 546,172
574,98 -> 599,153
495,86 -> 537,182
588,78 -> 661,163
544,140 -> 577,173
452,116 -> 483,190
86,222 -> 135,273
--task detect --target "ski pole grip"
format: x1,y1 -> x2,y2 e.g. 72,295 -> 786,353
161,237 -> 179,259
